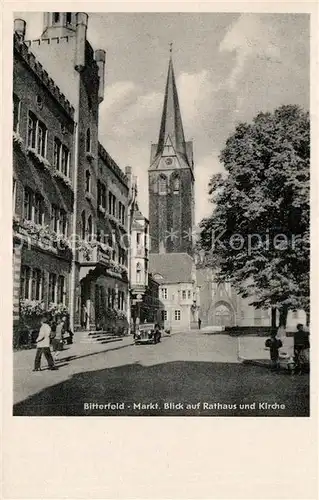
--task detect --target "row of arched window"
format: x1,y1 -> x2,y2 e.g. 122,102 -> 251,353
157,174 -> 180,195
80,211 -> 124,263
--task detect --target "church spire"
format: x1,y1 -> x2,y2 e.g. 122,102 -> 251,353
156,51 -> 187,157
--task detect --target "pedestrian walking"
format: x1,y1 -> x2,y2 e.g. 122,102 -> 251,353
265,329 -> 283,372
198,317 -> 202,330
52,316 -> 64,360
134,316 -> 140,340
293,323 -> 310,374
33,315 -> 58,371
62,314 -> 74,344
81,304 -> 88,329
154,323 -> 161,343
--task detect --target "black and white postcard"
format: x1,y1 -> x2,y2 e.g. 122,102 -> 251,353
2,2 -> 317,499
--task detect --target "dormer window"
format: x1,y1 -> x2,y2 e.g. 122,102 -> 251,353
53,13 -> 60,24
154,273 -> 163,280
36,95 -> 43,109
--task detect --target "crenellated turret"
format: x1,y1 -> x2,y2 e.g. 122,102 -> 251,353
94,49 -> 106,103
14,18 -> 26,41
75,13 -> 88,72
42,12 -> 77,39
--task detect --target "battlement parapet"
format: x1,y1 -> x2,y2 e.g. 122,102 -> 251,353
25,34 -> 74,48
15,33 -> 74,119
98,142 -> 129,189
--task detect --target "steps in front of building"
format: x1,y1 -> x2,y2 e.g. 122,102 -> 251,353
75,330 -> 125,345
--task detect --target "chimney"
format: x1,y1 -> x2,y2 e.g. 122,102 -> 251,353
75,12 -> 88,72
14,18 -> 26,41
95,49 -> 106,104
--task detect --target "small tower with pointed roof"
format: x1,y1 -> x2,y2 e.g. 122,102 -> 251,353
149,50 -> 195,256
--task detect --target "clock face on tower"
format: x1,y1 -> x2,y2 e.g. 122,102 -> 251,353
165,157 -> 173,165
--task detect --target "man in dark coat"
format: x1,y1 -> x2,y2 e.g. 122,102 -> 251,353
294,324 -> 310,374
265,329 -> 283,372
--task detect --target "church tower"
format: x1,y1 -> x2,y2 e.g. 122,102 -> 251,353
149,54 -> 195,255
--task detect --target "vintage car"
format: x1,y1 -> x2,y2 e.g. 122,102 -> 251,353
134,323 -> 161,345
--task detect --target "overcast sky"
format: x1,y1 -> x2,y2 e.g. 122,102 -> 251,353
16,12 -> 310,224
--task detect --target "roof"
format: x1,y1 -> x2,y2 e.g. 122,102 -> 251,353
156,57 -> 187,157
149,253 -> 195,284
132,202 -> 148,222
149,57 -> 193,178
150,149 -> 191,171
134,208 -> 146,221
132,220 -> 144,230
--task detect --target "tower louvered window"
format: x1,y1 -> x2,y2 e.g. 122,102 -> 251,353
158,176 -> 167,195
173,176 -> 180,192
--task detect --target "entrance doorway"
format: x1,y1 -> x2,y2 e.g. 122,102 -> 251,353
214,303 -> 233,327
80,280 -> 91,330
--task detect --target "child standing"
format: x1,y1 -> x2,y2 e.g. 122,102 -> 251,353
265,329 -> 283,372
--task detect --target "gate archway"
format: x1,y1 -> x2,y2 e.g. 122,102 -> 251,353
210,301 -> 235,327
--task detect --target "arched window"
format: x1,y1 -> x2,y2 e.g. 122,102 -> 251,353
136,263 -> 142,283
158,175 -> 167,195
172,175 -> 180,193
85,170 -> 91,193
87,215 -> 93,242
53,13 -> 60,24
81,211 -> 86,240
86,128 -> 91,152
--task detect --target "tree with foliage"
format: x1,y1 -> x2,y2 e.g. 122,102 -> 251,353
199,105 -> 310,327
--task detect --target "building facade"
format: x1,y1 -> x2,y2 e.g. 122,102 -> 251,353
149,253 -> 200,331
130,201 -> 164,327
196,267 -> 307,331
139,275 -> 163,324
12,13 -> 132,341
13,23 -> 75,336
75,143 -> 130,332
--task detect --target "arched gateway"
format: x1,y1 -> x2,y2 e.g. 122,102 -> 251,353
210,301 -> 235,327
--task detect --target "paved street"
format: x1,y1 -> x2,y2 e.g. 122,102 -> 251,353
13,331 -> 309,417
